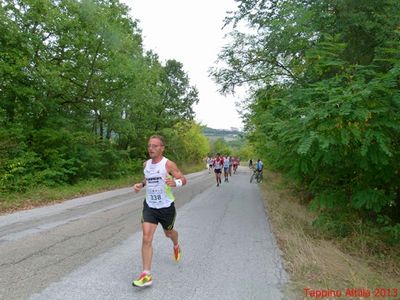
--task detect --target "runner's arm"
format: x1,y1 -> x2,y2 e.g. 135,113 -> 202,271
133,162 -> 147,192
166,160 -> 187,187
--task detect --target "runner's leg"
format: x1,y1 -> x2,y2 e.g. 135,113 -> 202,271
164,229 -> 178,246
142,222 -> 157,271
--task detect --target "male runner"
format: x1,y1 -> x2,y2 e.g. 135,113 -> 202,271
223,156 -> 230,182
228,156 -> 233,177
132,135 -> 187,288
232,157 -> 239,174
207,156 -> 213,173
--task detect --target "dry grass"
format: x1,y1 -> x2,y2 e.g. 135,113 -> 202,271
260,170 -> 400,299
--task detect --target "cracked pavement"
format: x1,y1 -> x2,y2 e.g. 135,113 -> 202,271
0,167 -> 288,299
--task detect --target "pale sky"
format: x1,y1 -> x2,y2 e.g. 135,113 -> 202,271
120,0 -> 244,130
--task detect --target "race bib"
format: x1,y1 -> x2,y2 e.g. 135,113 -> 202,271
147,186 -> 164,203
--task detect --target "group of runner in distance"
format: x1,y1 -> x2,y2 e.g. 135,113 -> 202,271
205,154 -> 241,186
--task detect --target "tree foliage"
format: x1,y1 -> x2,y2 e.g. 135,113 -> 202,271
213,0 -> 400,244
0,0 -> 202,193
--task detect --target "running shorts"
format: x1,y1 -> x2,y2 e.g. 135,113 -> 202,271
142,200 -> 176,230
214,168 -> 222,174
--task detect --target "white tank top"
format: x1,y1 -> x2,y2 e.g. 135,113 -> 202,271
214,158 -> 223,169
144,157 -> 174,208
223,158 -> 230,168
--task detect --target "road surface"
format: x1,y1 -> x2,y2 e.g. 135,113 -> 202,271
0,167 -> 288,299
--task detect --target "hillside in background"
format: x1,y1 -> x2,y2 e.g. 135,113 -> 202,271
202,127 -> 242,141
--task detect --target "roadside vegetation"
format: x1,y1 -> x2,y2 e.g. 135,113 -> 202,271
211,0 -> 400,298
213,0 -> 400,249
261,170 -> 400,299
0,0 -> 209,212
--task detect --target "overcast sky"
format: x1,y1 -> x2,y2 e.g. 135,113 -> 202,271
120,0 -> 244,130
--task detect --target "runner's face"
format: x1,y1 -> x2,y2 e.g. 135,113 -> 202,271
148,138 -> 164,159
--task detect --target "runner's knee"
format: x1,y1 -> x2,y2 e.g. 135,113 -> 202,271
164,229 -> 174,238
142,233 -> 153,245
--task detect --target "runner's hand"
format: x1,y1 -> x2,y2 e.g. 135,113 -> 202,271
165,177 -> 176,187
133,183 -> 143,193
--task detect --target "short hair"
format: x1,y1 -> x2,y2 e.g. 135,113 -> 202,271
149,135 -> 165,146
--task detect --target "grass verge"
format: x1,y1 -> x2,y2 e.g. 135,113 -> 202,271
0,175 -> 140,214
0,162 -> 204,215
260,170 -> 400,300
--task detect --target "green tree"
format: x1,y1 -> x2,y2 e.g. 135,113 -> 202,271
212,0 -> 400,243
212,138 -> 231,156
0,0 -> 201,193
154,59 -> 199,131
161,122 -> 210,164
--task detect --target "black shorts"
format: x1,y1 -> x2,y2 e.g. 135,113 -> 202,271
142,200 -> 176,230
214,168 -> 222,174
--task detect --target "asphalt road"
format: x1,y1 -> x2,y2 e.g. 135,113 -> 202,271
0,166 -> 288,300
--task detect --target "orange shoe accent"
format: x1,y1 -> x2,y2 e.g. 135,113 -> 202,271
173,245 -> 181,262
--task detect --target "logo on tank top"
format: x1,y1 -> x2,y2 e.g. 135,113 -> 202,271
148,176 -> 162,182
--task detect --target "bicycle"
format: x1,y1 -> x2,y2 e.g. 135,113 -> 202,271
250,169 -> 263,183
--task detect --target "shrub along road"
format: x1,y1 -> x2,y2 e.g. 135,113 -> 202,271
0,167 -> 287,299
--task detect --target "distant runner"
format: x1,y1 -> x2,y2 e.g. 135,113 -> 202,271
223,156 -> 230,182
207,157 -> 213,173
232,157 -> 239,174
213,153 -> 224,187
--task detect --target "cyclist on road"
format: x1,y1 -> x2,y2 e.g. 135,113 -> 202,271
132,135 -> 187,288
255,159 -> 264,179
